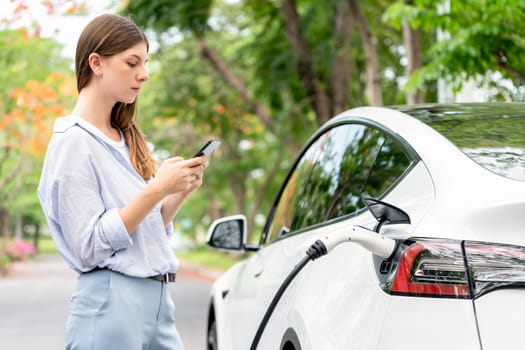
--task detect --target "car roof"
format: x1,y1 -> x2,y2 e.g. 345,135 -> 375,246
324,103 -> 525,245
326,103 -> 525,199
390,102 -> 525,123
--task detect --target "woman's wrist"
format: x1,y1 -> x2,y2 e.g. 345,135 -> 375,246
147,177 -> 169,199
161,191 -> 190,225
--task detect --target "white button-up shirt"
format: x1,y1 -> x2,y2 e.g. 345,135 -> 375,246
37,115 -> 179,276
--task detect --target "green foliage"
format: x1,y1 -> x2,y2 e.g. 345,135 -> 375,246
125,0 -> 416,241
0,28 -> 74,239
136,30 -> 292,239
0,29 -> 69,97
126,0 -> 525,244
242,1 -> 318,133
384,0 -> 525,98
125,0 -> 213,37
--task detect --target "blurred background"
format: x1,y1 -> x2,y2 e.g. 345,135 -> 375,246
1,0 -> 525,277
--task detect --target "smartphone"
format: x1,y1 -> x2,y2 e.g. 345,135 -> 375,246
193,139 -> 221,157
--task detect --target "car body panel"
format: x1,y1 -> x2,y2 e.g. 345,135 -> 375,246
207,103 -> 525,350
376,297 -> 480,350
209,261 -> 245,350
212,159 -> 434,349
474,290 -> 525,349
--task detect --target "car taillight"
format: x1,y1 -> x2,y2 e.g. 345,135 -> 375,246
464,242 -> 525,297
386,239 -> 525,299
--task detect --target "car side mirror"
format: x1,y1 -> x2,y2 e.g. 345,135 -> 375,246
206,215 -> 249,251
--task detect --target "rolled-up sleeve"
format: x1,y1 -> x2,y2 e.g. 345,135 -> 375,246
99,208 -> 133,250
38,127 -> 133,270
55,171 -> 132,268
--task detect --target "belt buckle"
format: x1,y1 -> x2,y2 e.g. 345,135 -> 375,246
166,272 -> 176,283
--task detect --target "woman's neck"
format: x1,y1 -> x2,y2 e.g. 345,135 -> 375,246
72,86 -> 121,141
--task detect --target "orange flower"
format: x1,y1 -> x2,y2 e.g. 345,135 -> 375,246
215,104 -> 225,114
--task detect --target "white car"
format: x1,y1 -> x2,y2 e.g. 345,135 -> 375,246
205,103 -> 525,350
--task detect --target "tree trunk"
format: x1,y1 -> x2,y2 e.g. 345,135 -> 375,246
208,193 -> 224,220
1,209 -> 10,243
196,37 -> 276,133
329,0 -> 353,116
14,212 -> 23,239
232,180 -> 246,216
246,141 -> 287,243
403,0 -> 424,104
346,0 -> 383,106
280,0 -> 331,126
33,224 -> 40,253
495,52 -> 525,84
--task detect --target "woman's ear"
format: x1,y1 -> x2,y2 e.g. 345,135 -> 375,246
88,52 -> 103,76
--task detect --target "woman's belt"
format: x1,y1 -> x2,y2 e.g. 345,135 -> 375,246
88,266 -> 176,283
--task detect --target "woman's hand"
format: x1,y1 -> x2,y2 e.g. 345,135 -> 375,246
158,156 -> 209,226
154,156 -> 208,195
184,156 -> 209,193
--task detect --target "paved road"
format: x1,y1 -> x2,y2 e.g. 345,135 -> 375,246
0,255 -> 217,350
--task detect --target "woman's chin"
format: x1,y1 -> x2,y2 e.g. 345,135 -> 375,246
119,96 -> 137,104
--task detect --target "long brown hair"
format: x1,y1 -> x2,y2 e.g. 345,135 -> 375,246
75,14 -> 156,180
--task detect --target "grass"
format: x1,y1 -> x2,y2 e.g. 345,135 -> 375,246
36,236 -> 244,272
176,245 -> 246,271
37,236 -> 59,255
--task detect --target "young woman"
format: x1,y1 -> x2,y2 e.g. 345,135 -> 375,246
37,14 -> 206,349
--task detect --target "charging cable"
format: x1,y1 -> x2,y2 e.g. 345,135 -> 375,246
249,226 -> 397,350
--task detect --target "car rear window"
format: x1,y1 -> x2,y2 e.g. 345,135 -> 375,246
406,105 -> 525,181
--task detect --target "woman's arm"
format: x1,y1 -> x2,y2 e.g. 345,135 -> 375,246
161,191 -> 191,227
119,156 -> 205,234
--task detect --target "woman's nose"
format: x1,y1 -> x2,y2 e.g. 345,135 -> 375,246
138,66 -> 149,82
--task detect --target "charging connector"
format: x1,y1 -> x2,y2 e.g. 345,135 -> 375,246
249,226 -> 397,349
317,225 -> 397,259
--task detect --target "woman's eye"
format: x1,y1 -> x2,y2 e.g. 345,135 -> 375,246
127,62 -> 137,68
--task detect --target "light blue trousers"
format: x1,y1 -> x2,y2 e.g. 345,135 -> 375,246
65,269 -> 185,350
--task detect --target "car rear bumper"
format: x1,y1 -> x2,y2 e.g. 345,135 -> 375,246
474,289 -> 525,350
377,296 -> 481,349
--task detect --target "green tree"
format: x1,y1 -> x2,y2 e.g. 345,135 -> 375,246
0,28 -> 75,248
137,35 -> 289,242
384,0 -> 525,99
125,0 -> 413,126
122,0 -> 416,242
121,0 -> 525,246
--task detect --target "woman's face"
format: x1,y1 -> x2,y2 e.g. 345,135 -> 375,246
99,41 -> 149,104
